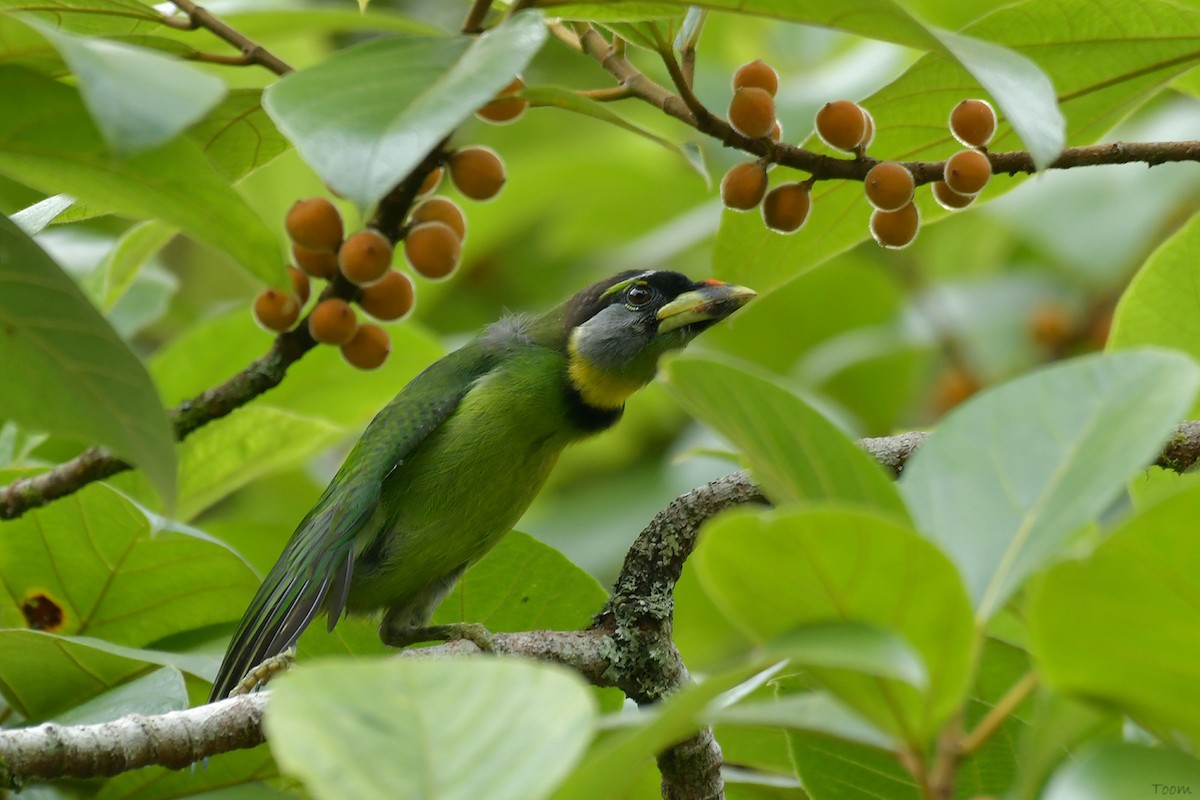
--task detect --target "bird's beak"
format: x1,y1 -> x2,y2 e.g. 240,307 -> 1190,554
656,280 -> 757,334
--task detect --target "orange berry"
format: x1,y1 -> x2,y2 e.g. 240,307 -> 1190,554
728,87 -> 776,139
944,149 -> 991,196
448,146 -> 506,201
338,229 -> 393,286
732,60 -> 779,96
340,324 -> 391,370
770,120 -> 783,143
864,162 -> 914,212
815,100 -> 867,152
358,270 -> 415,321
931,181 -> 975,211
477,77 -> 527,124
869,202 -> 920,249
762,182 -> 811,234
292,244 -> 339,280
404,221 -> 462,280
949,99 -> 996,148
284,197 -> 343,253
720,162 -> 769,211
288,265 -> 310,306
411,197 -> 467,240
1030,304 -> 1075,349
417,167 -> 443,198
932,366 -> 981,413
308,298 -> 358,345
860,108 -> 876,149
253,288 -> 300,332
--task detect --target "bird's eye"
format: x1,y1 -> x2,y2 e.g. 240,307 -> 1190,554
626,285 -> 653,308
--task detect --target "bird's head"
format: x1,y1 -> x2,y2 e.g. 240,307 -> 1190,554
561,270 -> 756,411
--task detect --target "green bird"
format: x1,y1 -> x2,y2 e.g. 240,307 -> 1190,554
209,269 -> 754,701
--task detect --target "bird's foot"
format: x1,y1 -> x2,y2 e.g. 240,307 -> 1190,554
382,623 -> 497,652
230,647 -> 296,696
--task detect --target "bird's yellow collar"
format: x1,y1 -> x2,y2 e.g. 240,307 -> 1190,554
566,333 -> 644,410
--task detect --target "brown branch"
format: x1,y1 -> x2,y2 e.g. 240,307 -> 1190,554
461,0 -> 493,34
574,25 -> 1200,181
168,0 -> 292,76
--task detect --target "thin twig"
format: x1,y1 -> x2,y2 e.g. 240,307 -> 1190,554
577,86 -> 633,102
959,671 -> 1038,756
461,0 -> 493,34
169,0 -> 292,75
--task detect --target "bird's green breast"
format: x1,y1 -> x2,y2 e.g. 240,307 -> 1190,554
344,344 -> 591,612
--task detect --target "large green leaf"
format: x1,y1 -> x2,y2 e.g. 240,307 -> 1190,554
188,89 -> 290,183
900,349 -> 1200,621
788,731 -> 920,800
96,745 -> 281,800
29,19 -> 225,155
1028,484 -> 1200,746
124,406 -> 342,521
432,531 -> 606,632
0,482 -> 258,647
662,355 -> 906,518
694,507 -> 974,744
150,306 -> 444,425
54,666 -> 187,725
266,658 -> 595,800
1042,743 -> 1200,800
0,214 -> 175,502
264,12 -> 547,210
1110,212 -> 1200,416
0,630 -> 214,720
0,66 -> 284,286
0,0 -> 162,35
715,0 -> 1200,292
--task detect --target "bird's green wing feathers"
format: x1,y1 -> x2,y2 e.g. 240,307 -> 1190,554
209,344 -> 498,700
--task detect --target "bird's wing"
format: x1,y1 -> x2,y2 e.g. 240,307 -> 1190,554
208,344 -> 499,701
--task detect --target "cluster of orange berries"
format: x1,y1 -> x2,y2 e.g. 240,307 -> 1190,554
719,58 -> 999,250
252,197 -> 411,369
252,98 -> 515,368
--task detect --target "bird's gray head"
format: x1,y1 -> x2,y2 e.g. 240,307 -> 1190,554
563,269 -> 755,410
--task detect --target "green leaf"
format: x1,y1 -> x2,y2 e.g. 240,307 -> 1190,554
0,0 -> 162,35
432,531 -> 606,632
264,12 -> 547,211
521,86 -> 706,181
788,732 -> 920,800
188,89 -> 289,182
1028,484 -> 1200,746
761,622 -> 927,690
0,482 -> 258,647
29,20 -> 226,155
266,658 -> 595,800
166,406 -> 342,521
662,354 -> 906,518
11,194 -> 74,235
0,214 -> 176,502
694,507 -> 974,744
54,666 -> 187,725
97,745 -> 281,800
900,349 -> 1200,621
1042,742 -> 1200,800
1111,213 -> 1200,416
149,306 -> 445,425
94,220 -> 175,310
0,66 -> 284,286
712,692 -> 896,750
0,630 -> 215,720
